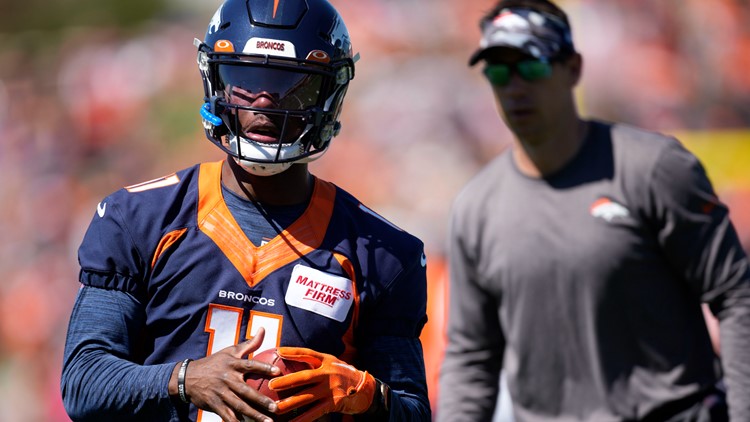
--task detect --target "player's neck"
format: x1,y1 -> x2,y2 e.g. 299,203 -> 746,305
513,118 -> 588,178
222,158 -> 313,206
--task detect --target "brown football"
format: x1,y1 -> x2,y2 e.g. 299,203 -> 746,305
246,347 -> 313,400
245,347 -> 320,422
245,348 -> 312,421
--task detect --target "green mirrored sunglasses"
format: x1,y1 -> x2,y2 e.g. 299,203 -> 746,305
483,60 -> 552,86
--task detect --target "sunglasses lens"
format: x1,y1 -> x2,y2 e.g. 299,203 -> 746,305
483,60 -> 552,86
483,65 -> 511,86
517,60 -> 552,81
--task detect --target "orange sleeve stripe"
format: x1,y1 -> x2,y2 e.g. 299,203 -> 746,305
151,228 -> 188,269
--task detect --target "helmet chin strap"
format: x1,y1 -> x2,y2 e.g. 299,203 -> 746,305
228,135 -> 297,176
228,136 -> 327,177
234,157 -> 291,176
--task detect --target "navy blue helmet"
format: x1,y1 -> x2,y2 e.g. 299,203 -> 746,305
196,0 -> 356,175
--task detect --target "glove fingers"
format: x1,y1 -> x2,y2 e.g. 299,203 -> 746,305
287,401 -> 333,422
277,346 -> 316,356
275,391 -> 318,414
277,347 -> 324,367
269,371 -> 325,391
276,347 -> 320,360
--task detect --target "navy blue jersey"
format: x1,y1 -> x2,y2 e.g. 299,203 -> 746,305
72,160 -> 429,421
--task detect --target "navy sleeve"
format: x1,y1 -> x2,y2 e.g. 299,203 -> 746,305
356,336 -> 431,422
61,285 -> 181,421
77,196 -> 149,300
355,234 -> 429,338
355,245 -> 431,420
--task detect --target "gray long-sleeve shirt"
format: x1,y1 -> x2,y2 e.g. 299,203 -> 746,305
438,120 -> 750,421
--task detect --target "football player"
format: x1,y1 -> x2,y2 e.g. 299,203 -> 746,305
60,0 -> 431,421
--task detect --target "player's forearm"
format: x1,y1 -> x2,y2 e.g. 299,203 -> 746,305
61,286 -> 181,421
377,387 -> 431,422
355,336 -> 431,421
61,349 -> 179,421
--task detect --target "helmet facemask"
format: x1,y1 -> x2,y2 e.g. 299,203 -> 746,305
198,44 -> 354,176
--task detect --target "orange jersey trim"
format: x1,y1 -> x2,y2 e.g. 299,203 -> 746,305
197,161 -> 336,287
151,228 -> 188,269
334,252 -> 359,362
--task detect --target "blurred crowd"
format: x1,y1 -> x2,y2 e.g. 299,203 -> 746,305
1,0 -> 749,420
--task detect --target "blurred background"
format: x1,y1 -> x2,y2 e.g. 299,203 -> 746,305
1,0 -> 749,420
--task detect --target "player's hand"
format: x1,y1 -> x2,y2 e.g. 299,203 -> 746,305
268,347 -> 376,421
175,328 -> 282,422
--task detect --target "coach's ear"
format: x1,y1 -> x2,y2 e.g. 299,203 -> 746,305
567,52 -> 583,87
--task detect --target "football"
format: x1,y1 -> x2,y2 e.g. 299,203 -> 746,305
246,347 -> 313,400
243,347 -> 314,422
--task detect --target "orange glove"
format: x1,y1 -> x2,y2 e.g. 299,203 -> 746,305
268,347 -> 376,421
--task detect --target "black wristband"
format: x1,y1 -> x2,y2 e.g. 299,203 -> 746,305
365,378 -> 391,418
177,358 -> 192,404
379,380 -> 391,413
